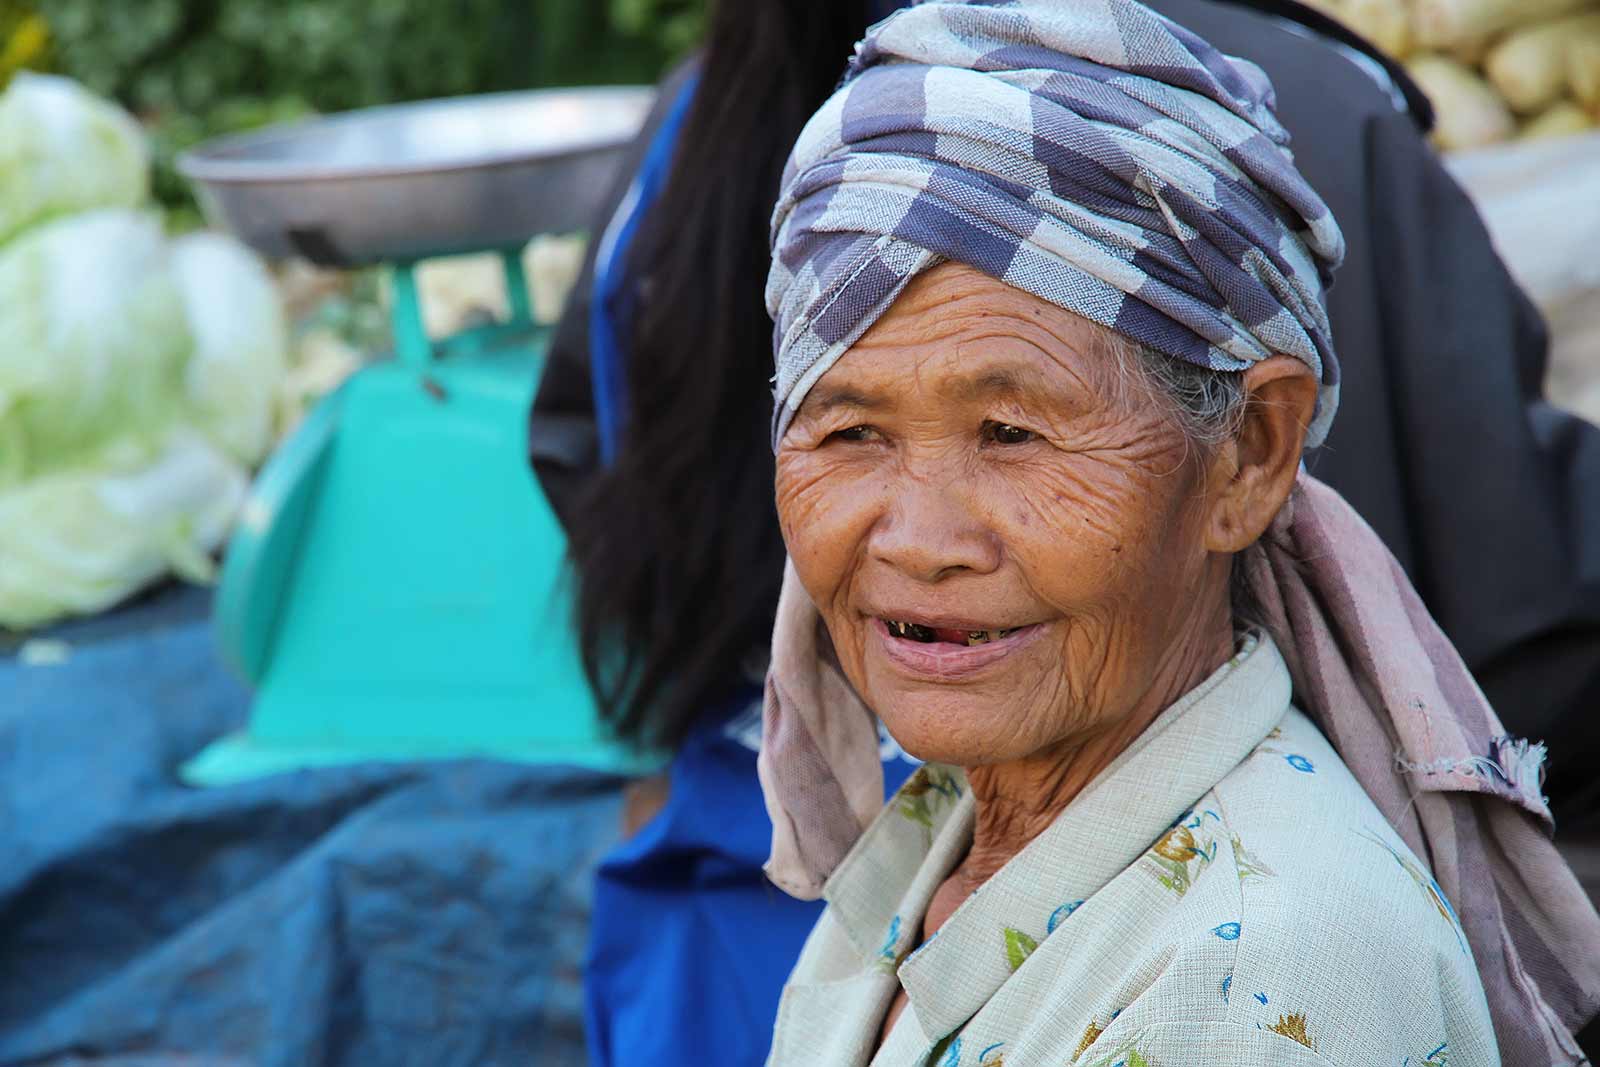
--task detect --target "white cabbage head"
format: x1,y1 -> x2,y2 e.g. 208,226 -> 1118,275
0,209 -> 192,486
0,72 -> 149,246
171,231 -> 289,466
0,429 -> 246,630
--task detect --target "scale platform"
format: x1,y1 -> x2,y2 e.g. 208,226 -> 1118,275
177,88 -> 660,784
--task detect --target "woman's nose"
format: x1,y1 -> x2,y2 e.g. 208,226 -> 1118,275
867,476 -> 1001,583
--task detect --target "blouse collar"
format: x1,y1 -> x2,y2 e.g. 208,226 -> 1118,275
819,631 -> 1293,1045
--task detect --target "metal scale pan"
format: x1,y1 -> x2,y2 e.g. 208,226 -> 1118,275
180,86 -> 654,267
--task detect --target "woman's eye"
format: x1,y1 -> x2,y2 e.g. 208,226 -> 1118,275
828,425 -> 879,444
984,421 -> 1035,445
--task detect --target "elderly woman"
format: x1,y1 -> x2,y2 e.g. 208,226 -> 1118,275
755,2 -> 1600,1065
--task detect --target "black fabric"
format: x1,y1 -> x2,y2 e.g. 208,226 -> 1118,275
1150,0 -> 1600,841
529,59 -> 701,530
1209,0 -> 1435,127
531,5 -> 1600,831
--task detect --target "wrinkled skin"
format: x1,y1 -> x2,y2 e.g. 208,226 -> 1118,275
774,261 -> 1315,884
775,262 -> 1316,1045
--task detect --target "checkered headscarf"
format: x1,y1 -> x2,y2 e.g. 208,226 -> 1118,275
767,0 -> 1345,446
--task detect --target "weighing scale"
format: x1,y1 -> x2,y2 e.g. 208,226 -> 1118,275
176,87 -> 658,785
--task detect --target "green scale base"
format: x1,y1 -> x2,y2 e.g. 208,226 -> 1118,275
183,250 -> 658,785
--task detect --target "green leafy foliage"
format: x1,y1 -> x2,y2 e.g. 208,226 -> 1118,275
610,0 -> 703,57
34,0 -> 700,110
0,5 -> 49,82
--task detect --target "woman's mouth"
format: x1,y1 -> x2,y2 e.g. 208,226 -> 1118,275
883,619 -> 1020,646
873,615 -> 1043,679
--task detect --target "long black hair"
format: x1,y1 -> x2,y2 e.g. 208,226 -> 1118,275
565,0 -> 876,750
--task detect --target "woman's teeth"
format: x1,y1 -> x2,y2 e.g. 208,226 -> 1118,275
884,619 -> 1017,645
884,619 -> 932,641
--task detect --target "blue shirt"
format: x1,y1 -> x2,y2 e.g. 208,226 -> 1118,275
585,692 -> 917,1066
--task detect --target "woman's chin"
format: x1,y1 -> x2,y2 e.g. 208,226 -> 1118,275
858,631 -> 1063,764
871,690 -> 1042,769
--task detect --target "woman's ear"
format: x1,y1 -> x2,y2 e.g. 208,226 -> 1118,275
1203,356 -> 1317,554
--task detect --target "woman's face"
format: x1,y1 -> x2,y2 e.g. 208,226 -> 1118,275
775,263 -> 1235,768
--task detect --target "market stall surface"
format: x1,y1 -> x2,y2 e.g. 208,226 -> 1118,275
0,585 -> 625,1067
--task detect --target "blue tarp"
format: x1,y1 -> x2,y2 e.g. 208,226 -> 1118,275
0,585 -> 623,1066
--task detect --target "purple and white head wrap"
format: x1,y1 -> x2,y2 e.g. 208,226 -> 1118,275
767,0 -> 1345,447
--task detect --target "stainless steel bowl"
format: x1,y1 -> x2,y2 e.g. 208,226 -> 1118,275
179,86 -> 655,266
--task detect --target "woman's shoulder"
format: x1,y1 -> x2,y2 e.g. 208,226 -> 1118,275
1050,709 -> 1498,1066
1209,708 -> 1464,937
1206,708 -> 1480,972
1126,708 -> 1499,1064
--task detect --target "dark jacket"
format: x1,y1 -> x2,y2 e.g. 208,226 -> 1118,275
1152,0 -> 1600,835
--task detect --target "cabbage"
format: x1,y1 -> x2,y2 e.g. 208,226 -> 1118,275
0,78 -> 289,629
170,232 -> 289,465
0,72 -> 149,246
0,430 -> 246,630
0,209 -> 191,486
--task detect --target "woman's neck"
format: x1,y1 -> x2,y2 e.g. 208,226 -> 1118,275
956,626 -> 1233,890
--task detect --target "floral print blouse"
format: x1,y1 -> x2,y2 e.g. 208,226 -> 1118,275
766,634 -> 1499,1067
